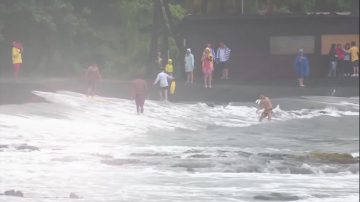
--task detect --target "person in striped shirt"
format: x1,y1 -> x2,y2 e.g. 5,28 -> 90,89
216,42 -> 231,80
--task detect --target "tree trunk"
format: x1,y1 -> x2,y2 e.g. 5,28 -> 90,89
148,0 -> 161,76
201,0 -> 208,15
162,0 -> 184,54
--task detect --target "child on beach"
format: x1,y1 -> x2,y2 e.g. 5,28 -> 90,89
165,59 -> 174,76
132,73 -> 147,114
257,94 -> 273,122
85,64 -> 102,96
153,69 -> 173,101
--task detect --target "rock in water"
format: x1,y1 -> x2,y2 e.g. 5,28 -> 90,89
69,192 -> 80,199
16,144 -> 40,151
4,190 -> 24,197
253,192 -> 299,201
309,152 -> 359,164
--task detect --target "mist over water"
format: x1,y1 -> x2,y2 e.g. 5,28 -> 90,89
0,91 -> 359,202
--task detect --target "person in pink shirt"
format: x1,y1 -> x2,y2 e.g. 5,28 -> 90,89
336,43 -> 345,76
201,48 -> 214,88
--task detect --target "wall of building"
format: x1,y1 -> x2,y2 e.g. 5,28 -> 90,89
180,15 -> 359,79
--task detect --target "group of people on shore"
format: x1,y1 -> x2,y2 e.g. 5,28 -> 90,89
199,42 -> 232,88
156,42 -> 231,89
328,41 -> 359,78
294,41 -> 359,87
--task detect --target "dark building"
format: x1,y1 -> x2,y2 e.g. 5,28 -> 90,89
179,14 -> 359,79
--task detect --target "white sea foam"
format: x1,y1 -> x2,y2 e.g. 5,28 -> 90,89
0,91 -> 358,202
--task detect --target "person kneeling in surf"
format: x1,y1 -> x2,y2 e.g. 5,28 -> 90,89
257,94 -> 273,122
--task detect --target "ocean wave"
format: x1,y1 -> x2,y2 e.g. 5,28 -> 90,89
26,91 -> 359,134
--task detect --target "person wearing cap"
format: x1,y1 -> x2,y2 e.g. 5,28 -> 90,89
184,48 -> 195,84
294,49 -> 310,87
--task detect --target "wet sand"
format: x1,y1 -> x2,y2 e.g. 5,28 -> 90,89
0,77 -> 358,105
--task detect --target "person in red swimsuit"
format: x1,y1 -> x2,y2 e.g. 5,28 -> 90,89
85,64 -> 102,96
132,72 -> 147,114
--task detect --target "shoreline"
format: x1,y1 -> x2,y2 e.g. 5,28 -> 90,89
0,77 -> 358,105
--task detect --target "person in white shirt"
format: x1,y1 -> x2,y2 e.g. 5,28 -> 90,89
153,70 -> 173,101
184,48 -> 195,84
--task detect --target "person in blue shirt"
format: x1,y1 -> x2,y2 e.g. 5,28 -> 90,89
294,49 -> 310,87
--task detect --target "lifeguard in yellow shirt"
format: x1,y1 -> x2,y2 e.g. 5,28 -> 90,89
12,41 -> 23,80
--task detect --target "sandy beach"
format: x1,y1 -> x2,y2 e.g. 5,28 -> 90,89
0,77 -> 358,105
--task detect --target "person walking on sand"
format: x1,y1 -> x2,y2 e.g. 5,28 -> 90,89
12,41 -> 24,80
216,42 -> 231,80
85,64 -> 102,96
184,48 -> 195,84
201,48 -> 214,88
132,73 -> 147,114
257,94 -> 273,122
153,69 -> 173,101
294,49 -> 310,87
349,41 -> 359,77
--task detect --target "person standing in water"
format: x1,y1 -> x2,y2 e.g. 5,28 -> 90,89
184,48 -> 195,84
85,64 -> 102,96
12,41 -> 24,80
153,69 -> 173,101
132,72 -> 147,114
257,94 -> 273,122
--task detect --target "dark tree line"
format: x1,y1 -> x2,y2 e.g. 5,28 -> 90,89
0,0 -> 356,78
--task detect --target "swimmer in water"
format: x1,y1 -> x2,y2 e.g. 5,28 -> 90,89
257,94 -> 273,121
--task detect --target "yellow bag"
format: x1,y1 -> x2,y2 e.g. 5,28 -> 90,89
170,80 -> 176,95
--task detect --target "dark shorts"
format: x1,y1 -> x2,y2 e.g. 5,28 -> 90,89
159,86 -> 168,90
352,60 -> 359,67
218,61 -> 229,70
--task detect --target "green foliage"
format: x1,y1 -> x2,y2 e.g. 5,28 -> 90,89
169,3 -> 187,22
0,0 -> 356,79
